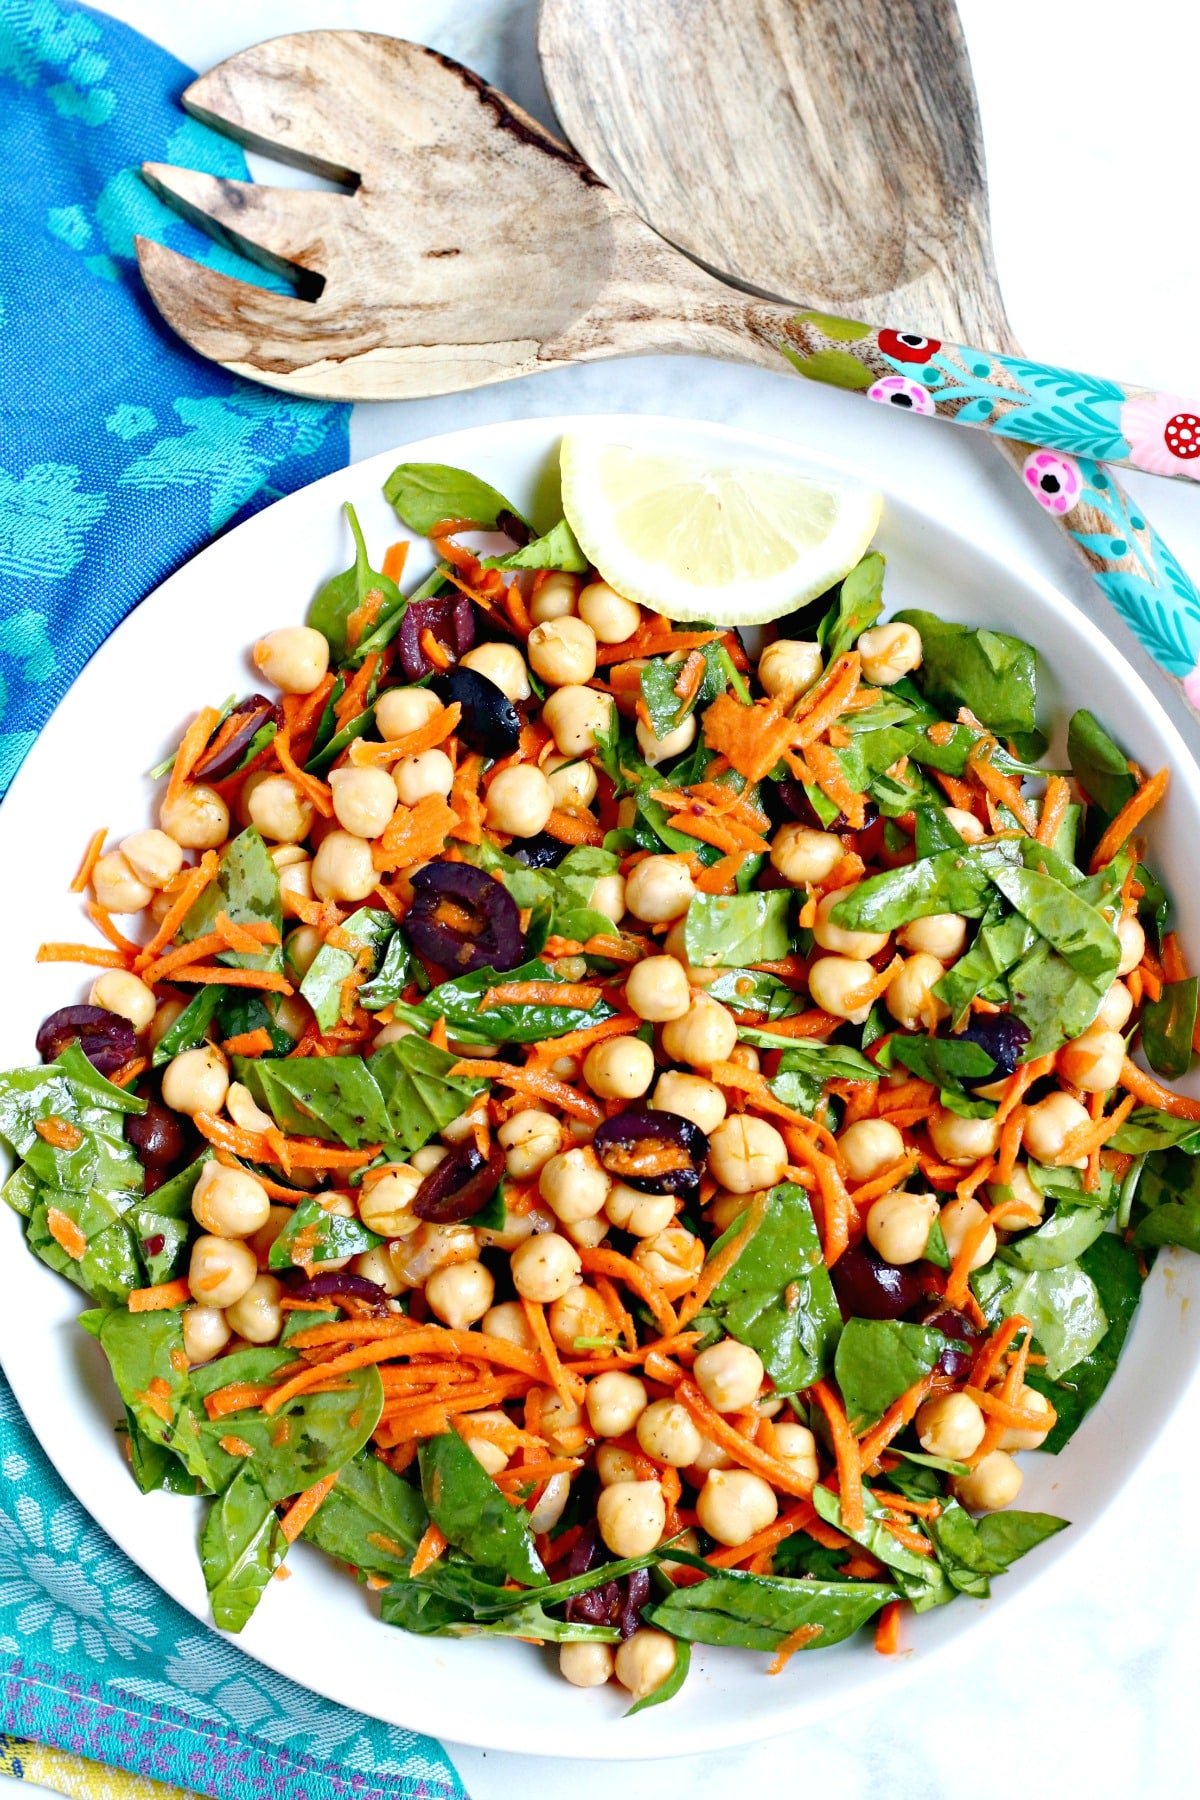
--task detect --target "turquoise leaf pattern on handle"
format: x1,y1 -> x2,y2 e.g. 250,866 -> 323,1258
774,311 -> 1200,483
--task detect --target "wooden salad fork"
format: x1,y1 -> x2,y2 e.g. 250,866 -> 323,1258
137,30 -> 1199,487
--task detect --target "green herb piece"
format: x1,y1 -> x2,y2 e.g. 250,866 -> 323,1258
243,1055 -> 393,1149
419,1432 -> 546,1587
706,969 -> 805,1022
301,1447 -> 428,1581
127,1152 -> 210,1285
888,1034 -> 997,1091
645,1566 -> 895,1653
704,1182 -> 841,1394
832,1319 -> 947,1432
299,907 -> 395,1031
370,1036 -> 489,1160
894,610 -> 1039,740
305,699 -> 378,775
639,643 -> 729,741
268,1195 -> 382,1270
309,503 -> 406,664
180,827 -> 283,973
481,518 -> 586,571
0,1042 -> 145,1198
1109,1108 -> 1200,1154
1141,978 -> 1198,1080
763,1042 -> 878,1115
475,842 -> 623,950
200,1465 -> 287,1633
819,552 -> 884,660
683,891 -> 791,969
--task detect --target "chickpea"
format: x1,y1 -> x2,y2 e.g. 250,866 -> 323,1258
658,1528 -> 704,1582
280,927 -> 320,982
605,1182 -> 676,1239
1096,979 -> 1134,1032
91,850 -> 153,914
329,766 -> 397,840
498,1109 -> 561,1180
539,1146 -> 610,1223
899,912 -> 968,961
584,1035 -> 655,1101
252,624 -> 328,693
350,1245 -> 405,1297
866,1189 -> 939,1265
1115,912 -> 1145,978
917,1391 -> 987,1461
637,1398 -> 704,1467
120,829 -> 183,889
223,1272 -> 283,1345
614,1629 -> 677,1702
988,1162 -> 1046,1228
546,757 -> 599,811
162,1045 -> 228,1118
772,1421 -> 820,1486
587,1371 -> 648,1437
807,955 -> 876,1024
311,830 -> 377,903
538,1389 -> 585,1452
188,1234 -> 257,1308
589,871 -> 626,924
757,638 -> 823,699
191,1162 -> 270,1239
272,845 -> 314,916
1058,1026 -> 1125,1093
596,1444 -> 642,1486
857,621 -> 923,686
813,886 -> 890,958
625,954 -> 690,1022
661,994 -> 738,1069
597,1479 -> 666,1557
486,765 -> 555,838
460,641 -> 531,704
708,1114 -> 788,1194
275,994 -> 310,1042
182,1304 -> 231,1365
839,1118 -> 905,1183
482,1300 -> 536,1349
939,1196 -> 997,1270
528,615 -> 598,687
528,1465 -> 572,1532
510,1230 -> 581,1302
706,1191 -> 750,1235
389,1221 -> 479,1287
559,1640 -> 616,1690
549,1284 -> 612,1353
244,772 -> 313,844
575,577 -> 638,643
633,1225 -> 704,1294
997,1385 -> 1054,1452
729,1043 -> 760,1074
460,1410 -> 512,1477
530,571 -> 580,624
652,1070 -> 726,1135
636,710 -> 697,768
393,748 -> 454,806
1023,1092 -> 1090,1168
376,685 -> 441,741
625,854 -> 695,925
945,806 -> 986,844
659,919 -> 715,989
928,1106 -> 1001,1168
373,1022 -> 416,1051
425,1258 -> 495,1329
441,1096 -> 489,1146
160,784 -> 230,850
358,1165 -> 423,1236
694,1339 -> 764,1412
226,1084 -> 274,1138
690,1434 -> 735,1474
89,970 -> 156,1032
148,998 -> 185,1052
953,1449 -> 1023,1512
887,953 -> 949,1031
770,823 -> 843,888
697,1468 -> 778,1547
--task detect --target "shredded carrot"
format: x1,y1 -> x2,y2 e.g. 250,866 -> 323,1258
529,1012 -> 640,1063
704,1502 -> 817,1569
1119,1055 -> 1200,1120
767,1622 -> 824,1674
215,911 -> 280,955
374,793 -> 460,872
333,653 -> 380,728
204,1380 -> 284,1421
968,741 -> 1037,834
1036,774 -> 1070,846
37,942 -> 130,970
809,1382 -> 864,1531
543,807 -> 604,846
1163,931 -> 1188,984
1090,766 -> 1168,871
45,1207 -> 87,1261
450,1060 -> 602,1125
170,965 -> 294,993
164,707 -> 220,813
881,1517 -> 933,1556
677,1381 -> 815,1499
350,703 -> 462,766
35,1116 -> 84,1150
576,1245 -> 678,1337
803,739 -> 866,831
521,1299 -> 584,1408
1057,1090 -> 1137,1162
875,1599 -> 902,1655
280,1471 -> 340,1543
968,1315 -> 1029,1393
70,827 -> 108,893
965,1384 -> 1058,1434
840,954 -> 903,1013
221,1027 -> 274,1057
134,852 -> 220,970
381,540 -> 409,586
678,1191 -> 769,1326
449,751 -> 486,844
857,1376 -> 932,1473
482,981 -> 602,1013
128,1278 -> 191,1313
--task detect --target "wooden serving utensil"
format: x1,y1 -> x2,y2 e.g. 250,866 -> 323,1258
538,0 -> 1200,704
137,30 -> 1196,484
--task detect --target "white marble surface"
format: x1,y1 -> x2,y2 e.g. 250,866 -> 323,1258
43,3 -> 1200,1796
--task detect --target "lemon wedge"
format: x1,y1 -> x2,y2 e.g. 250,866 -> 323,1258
560,436 -> 882,626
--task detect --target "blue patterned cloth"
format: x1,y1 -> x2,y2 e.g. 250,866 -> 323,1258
0,4 -> 464,1795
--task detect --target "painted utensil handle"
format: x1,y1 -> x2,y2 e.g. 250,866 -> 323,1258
772,309 -> 1200,485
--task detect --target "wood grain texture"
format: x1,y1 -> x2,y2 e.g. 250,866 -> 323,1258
538,0 -> 1013,349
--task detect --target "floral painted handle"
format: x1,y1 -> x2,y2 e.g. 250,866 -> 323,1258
765,311 -> 1200,708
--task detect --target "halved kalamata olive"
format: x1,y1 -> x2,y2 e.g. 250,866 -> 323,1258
406,859 -> 526,973
563,1529 -> 651,1639
593,1109 -> 708,1202
397,593 -> 476,680
830,1243 -> 925,1321
764,777 -> 878,834
36,1005 -> 136,1077
126,1098 -> 187,1170
413,1142 -> 504,1223
497,508 -> 532,546
192,693 -> 280,782
510,831 -> 571,870
952,1012 -> 1032,1087
431,666 -> 520,758
920,1304 -> 979,1380
287,1269 -> 391,1311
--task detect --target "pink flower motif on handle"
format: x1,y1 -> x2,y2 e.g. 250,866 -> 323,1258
1184,664 -> 1200,711
1121,392 -> 1200,481
867,375 -> 935,414
1023,450 -> 1084,515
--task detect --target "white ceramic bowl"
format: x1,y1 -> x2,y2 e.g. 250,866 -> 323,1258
1,415 -> 1198,1760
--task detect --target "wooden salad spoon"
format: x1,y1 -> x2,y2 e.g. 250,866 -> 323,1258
538,0 -> 1200,705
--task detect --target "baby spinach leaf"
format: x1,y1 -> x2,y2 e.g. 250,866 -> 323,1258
1004,938 -> 1109,1059
127,1152 -> 210,1285
193,1351 -> 384,1500
123,1412 -> 206,1496
626,1637 -> 691,1715
820,552 -> 884,660
888,1034 -> 997,1091
97,1308 -> 216,1489
1067,709 -> 1137,820
765,1041 -> 878,1115
299,907 -> 395,1031
201,1465 -> 287,1633
1141,978 -> 1197,1081
395,956 -> 615,1047
380,1581 -> 478,1636
482,517 -> 587,571
180,827 -> 283,973
645,1567 -> 894,1653
384,462 -> 529,537
684,891 -> 792,969
894,610 -> 1038,740
476,842 -> 624,950
302,1448 -> 428,1579
707,969 -> 805,1021
150,985 -> 226,1067
705,1182 -> 841,1394
928,1498 -> 1066,1598
369,1036 -> 489,1160
999,1200 -> 1114,1271
830,841 -> 1021,932
305,700 -> 378,775
412,1546 -> 668,1620
812,1486 -> 952,1612
309,503 -> 406,664
245,1055 -> 393,1150
986,865 -> 1120,984
419,1432 -> 546,1587
268,1196 -> 382,1270
2,1164 -> 38,1219
1108,1106 -> 1200,1155
0,1044 -> 145,1197
934,907 -> 1035,1026
26,1191 -> 141,1304
1133,1190 -> 1200,1252
832,1319 -> 947,1432
1024,1234 -> 1143,1449
359,929 -> 413,1011
973,1257 -> 1108,1380
639,644 -> 729,742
